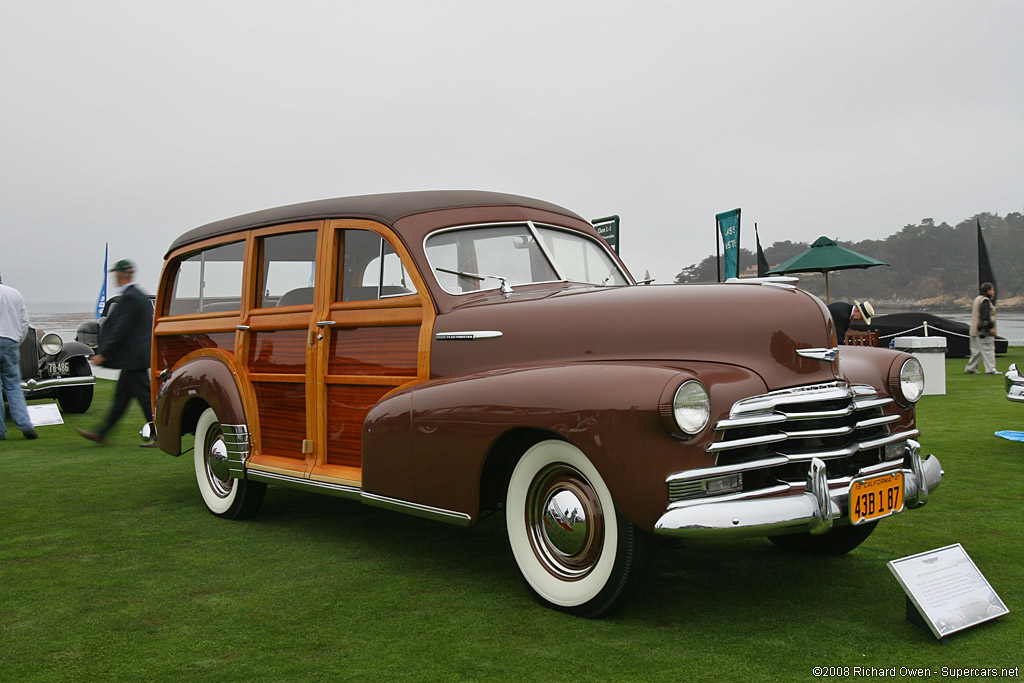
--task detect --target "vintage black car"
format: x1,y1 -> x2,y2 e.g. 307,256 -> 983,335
75,293 -> 156,350
18,327 -> 95,413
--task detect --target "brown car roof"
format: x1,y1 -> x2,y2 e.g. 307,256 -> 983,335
166,190 -> 586,256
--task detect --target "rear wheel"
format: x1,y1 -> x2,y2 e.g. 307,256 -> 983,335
57,357 -> 94,413
194,407 -> 265,520
769,521 -> 878,556
505,439 -> 649,618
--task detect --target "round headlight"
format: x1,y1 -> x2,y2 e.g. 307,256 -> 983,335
672,380 -> 711,435
897,357 -> 925,405
41,333 -> 63,356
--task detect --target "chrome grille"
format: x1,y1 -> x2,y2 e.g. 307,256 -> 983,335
666,381 -> 917,503
712,382 -> 908,475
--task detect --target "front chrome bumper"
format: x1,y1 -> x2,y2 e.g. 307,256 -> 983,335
21,375 -> 96,391
654,440 -> 942,538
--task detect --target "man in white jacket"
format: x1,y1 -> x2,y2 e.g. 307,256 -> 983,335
965,282 -> 999,375
0,273 -> 39,440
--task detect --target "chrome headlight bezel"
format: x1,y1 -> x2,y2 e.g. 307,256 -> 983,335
891,357 -> 925,406
664,379 -> 711,437
40,332 -> 63,356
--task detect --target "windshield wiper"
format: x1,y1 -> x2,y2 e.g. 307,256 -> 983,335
435,267 -> 513,294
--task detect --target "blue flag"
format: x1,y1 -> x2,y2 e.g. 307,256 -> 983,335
96,243 -> 108,318
716,208 -> 741,281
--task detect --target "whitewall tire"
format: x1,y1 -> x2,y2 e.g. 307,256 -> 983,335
505,439 -> 648,617
194,407 -> 265,520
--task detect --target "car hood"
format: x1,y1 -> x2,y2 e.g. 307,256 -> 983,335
430,282 -> 840,390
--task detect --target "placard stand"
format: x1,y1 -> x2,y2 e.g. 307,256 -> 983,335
888,544 -> 1009,642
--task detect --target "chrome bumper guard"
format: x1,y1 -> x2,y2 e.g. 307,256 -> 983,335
654,440 -> 942,537
21,375 -> 96,391
221,424 -> 251,478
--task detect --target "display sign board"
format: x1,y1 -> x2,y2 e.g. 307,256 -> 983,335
27,403 -> 64,426
888,544 -> 1009,640
592,215 -> 619,253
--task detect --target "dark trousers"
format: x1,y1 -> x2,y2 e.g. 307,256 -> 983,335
99,368 -> 153,436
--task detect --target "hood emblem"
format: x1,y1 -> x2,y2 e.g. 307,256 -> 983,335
797,347 -> 839,362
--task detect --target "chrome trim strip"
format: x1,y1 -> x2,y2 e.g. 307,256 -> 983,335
784,444 -> 860,460
780,425 -> 854,439
857,458 -> 905,478
246,470 -> 362,500
715,413 -> 787,430
796,347 -> 839,362
854,414 -> 900,429
666,456 -> 791,483
858,429 -> 920,451
778,405 -> 854,420
706,432 -> 788,453
22,375 -> 96,391
361,492 -> 472,527
853,396 -> 893,410
434,331 -> 503,341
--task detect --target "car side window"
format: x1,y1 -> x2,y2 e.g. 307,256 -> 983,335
167,240 -> 245,315
336,230 -> 417,302
257,231 -> 318,308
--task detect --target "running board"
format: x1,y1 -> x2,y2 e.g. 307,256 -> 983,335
244,469 -> 472,527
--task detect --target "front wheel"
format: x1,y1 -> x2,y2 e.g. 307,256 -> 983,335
769,521 -> 878,556
194,407 -> 265,520
57,357 -> 94,413
505,440 -> 649,618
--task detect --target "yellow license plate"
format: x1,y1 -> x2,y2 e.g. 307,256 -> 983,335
849,472 -> 904,525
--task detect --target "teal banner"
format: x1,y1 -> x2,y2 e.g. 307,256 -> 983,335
716,208 -> 741,281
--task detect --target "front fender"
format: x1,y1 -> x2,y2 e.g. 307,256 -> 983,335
838,346 -> 916,428
155,355 -> 246,456
54,340 -> 95,362
364,362 -> 767,529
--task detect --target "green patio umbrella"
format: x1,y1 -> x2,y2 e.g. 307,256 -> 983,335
766,235 -> 888,303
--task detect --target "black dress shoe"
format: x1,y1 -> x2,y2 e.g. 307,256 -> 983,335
23,428 -> 39,440
76,428 -> 105,444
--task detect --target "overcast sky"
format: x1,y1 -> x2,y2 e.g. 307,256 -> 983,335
3,1 -> 1022,306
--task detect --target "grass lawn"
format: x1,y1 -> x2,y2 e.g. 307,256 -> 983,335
2,349 -> 1022,681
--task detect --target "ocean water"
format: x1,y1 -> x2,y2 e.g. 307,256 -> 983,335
27,303 -> 1024,346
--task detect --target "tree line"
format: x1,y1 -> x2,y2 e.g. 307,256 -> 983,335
674,212 -> 1024,305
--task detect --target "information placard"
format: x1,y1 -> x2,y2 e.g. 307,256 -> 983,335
888,544 -> 1009,640
27,403 -> 64,427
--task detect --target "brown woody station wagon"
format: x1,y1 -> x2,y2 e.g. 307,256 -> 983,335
152,190 -> 943,617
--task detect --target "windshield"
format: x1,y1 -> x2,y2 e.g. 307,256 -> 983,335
425,223 -> 629,294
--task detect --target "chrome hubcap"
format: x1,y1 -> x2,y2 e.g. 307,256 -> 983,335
526,464 -> 604,580
204,426 -> 233,498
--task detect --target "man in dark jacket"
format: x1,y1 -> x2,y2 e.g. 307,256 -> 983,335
827,300 -> 874,343
77,259 -> 154,444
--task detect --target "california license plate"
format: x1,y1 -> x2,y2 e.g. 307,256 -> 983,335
849,472 -> 904,525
